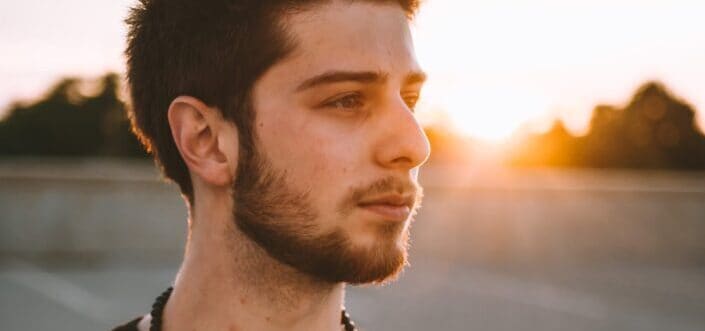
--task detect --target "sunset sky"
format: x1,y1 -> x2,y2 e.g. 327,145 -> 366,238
2,0 -> 704,142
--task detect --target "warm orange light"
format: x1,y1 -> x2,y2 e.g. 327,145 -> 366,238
411,0 -> 705,141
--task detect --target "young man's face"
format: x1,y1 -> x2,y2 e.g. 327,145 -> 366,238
232,1 -> 430,284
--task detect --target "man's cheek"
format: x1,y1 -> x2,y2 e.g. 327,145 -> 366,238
304,154 -> 348,199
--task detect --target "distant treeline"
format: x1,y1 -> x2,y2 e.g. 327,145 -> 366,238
0,74 -> 146,158
1,74 -> 704,169
507,82 -> 705,169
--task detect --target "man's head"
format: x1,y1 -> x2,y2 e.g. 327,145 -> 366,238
125,0 -> 430,284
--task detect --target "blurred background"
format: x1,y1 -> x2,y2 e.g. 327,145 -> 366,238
1,1 -> 704,330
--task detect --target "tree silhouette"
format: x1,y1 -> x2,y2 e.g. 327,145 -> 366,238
508,120 -> 580,167
508,82 -> 705,169
0,73 -> 146,158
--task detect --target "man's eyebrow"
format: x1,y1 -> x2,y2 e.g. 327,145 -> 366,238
294,70 -> 427,92
404,71 -> 427,86
295,70 -> 388,92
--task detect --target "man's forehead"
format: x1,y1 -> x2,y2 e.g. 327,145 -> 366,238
273,1 -> 420,86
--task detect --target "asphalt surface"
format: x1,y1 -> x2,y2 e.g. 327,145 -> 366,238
2,256 -> 704,331
2,162 -> 704,330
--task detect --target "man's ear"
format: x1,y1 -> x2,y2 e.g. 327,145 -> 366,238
167,96 -> 239,188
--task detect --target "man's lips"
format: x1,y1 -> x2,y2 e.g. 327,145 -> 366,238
357,195 -> 414,222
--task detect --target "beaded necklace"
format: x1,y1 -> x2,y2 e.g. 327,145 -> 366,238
149,287 -> 357,331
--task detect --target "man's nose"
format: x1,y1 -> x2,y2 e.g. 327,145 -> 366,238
373,97 -> 431,170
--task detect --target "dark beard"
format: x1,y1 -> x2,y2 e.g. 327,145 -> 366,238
231,145 -> 418,284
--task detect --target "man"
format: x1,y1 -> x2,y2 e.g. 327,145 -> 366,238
113,0 -> 429,330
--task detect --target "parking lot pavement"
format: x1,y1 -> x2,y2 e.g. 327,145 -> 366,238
2,257 -> 704,331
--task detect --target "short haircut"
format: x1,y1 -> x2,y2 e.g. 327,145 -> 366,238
125,0 -> 420,204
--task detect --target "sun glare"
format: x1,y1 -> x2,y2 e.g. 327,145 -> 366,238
410,0 -> 705,142
417,81 -> 553,143
0,0 -> 704,141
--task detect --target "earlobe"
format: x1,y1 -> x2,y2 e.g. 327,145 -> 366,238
167,96 -> 239,188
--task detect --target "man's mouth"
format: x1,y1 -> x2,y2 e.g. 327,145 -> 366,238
357,194 -> 414,222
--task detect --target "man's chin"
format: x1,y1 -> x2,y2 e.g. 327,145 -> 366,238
340,227 -> 410,285
343,250 -> 407,285
329,250 -> 407,285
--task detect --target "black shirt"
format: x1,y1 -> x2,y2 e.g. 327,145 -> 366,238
111,316 -> 143,331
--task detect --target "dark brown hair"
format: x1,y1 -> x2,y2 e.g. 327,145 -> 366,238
124,0 -> 420,204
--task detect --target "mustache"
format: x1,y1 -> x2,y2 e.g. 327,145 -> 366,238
349,176 -> 423,209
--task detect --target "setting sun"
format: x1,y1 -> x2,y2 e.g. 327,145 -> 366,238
410,0 -> 705,141
417,81 -> 553,142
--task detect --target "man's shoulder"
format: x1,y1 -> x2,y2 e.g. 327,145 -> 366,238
111,316 -> 142,331
112,314 -> 150,331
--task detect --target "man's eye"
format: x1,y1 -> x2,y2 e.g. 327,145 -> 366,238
326,93 -> 364,111
403,95 -> 419,112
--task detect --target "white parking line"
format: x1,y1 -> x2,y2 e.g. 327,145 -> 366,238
1,259 -> 114,324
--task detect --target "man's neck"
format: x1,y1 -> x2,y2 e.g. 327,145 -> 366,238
158,201 -> 345,331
